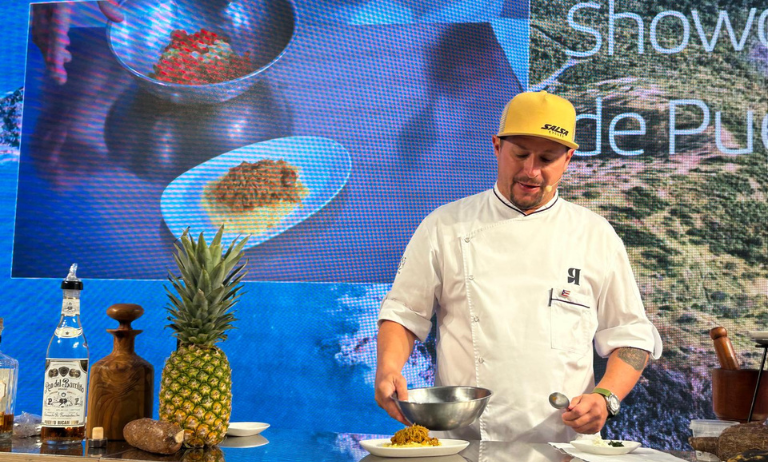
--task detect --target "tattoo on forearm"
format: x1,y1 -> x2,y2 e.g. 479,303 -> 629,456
617,347 -> 649,371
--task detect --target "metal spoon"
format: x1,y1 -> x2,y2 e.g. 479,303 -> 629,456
549,392 -> 570,410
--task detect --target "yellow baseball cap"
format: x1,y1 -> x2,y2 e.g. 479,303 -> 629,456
497,91 -> 579,150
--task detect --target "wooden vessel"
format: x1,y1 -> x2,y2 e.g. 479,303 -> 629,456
86,304 -> 154,440
712,368 -> 768,423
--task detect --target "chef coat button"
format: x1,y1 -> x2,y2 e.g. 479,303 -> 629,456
478,358 -> 485,364
468,275 -> 474,281
472,316 -> 480,323
464,237 -> 470,243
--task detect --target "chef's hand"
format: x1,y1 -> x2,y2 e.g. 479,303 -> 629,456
561,393 -> 608,434
31,1 -> 124,85
375,370 -> 410,425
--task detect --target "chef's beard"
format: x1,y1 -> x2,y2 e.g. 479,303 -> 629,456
508,177 -> 559,211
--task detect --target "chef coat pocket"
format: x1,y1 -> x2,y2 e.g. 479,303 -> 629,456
549,290 -> 593,355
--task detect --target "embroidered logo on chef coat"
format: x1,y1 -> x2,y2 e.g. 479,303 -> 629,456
560,289 -> 570,298
567,268 -> 581,285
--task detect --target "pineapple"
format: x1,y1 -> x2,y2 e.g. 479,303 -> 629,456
159,227 -> 248,448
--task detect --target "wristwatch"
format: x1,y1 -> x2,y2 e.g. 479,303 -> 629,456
593,387 -> 620,419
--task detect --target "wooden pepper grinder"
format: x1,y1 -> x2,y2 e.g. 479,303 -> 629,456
86,304 -> 154,440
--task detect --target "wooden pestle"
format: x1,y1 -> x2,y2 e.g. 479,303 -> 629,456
710,326 -> 740,370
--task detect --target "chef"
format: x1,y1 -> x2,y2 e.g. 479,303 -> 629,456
375,90 -> 662,442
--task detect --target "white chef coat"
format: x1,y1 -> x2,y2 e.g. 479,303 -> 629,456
378,185 -> 663,443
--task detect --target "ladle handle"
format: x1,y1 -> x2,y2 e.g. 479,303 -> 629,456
710,326 -> 740,370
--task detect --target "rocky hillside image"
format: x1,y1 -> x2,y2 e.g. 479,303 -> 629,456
532,0 -> 768,450
0,87 -> 22,163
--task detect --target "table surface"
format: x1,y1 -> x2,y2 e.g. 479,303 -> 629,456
0,428 -> 696,462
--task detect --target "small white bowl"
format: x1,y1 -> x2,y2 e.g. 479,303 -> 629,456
227,422 -> 270,437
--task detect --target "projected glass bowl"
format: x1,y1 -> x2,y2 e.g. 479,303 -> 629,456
107,0 -> 296,104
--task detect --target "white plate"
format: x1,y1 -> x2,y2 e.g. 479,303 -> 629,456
219,434 -> 269,448
226,422 -> 270,437
570,440 -> 641,455
750,331 -> 768,340
359,454 -> 466,462
160,136 -> 351,250
359,439 -> 469,458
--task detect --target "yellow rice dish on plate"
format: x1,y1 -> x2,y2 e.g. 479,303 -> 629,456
202,159 -> 308,235
383,425 -> 441,448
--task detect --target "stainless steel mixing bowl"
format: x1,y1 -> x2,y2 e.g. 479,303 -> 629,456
394,386 -> 492,431
107,0 -> 296,104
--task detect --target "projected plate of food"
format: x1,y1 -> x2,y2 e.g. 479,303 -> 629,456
160,136 -> 351,248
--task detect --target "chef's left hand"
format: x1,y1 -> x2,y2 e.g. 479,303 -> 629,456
560,393 -> 608,434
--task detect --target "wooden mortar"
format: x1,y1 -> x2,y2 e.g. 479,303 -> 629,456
712,368 -> 768,423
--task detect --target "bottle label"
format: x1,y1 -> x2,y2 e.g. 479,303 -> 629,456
61,299 -> 80,315
0,371 -> 7,407
54,327 -> 83,338
41,359 -> 88,427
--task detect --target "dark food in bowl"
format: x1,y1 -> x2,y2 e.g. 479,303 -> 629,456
208,160 -> 303,212
150,29 -> 254,84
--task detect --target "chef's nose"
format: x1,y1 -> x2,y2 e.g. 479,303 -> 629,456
521,155 -> 541,177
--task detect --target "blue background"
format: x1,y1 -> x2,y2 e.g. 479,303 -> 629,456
0,0 -> 527,437
3,0 -> 764,452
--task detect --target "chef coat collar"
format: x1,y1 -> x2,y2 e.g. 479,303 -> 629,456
492,183 -> 560,217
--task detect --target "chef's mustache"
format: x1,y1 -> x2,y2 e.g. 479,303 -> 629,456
513,176 -> 543,186
513,175 -> 563,189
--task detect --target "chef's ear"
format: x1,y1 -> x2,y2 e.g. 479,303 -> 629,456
564,148 -> 575,167
492,135 -> 503,159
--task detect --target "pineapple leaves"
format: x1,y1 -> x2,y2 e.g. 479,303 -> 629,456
165,226 -> 249,347
208,261 -> 226,290
199,269 -> 212,295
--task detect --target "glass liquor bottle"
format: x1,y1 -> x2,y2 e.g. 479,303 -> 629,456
41,264 -> 89,445
0,318 -> 19,442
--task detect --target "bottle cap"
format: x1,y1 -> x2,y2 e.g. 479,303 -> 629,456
62,263 -> 83,290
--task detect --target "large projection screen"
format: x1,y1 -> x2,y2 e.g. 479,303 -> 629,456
0,0 -> 765,452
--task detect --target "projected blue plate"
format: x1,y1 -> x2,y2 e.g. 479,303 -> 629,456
160,136 -> 351,248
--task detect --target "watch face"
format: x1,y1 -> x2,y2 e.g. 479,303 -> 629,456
607,395 -> 620,415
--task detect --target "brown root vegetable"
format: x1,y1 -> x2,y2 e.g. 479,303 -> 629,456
690,422 -> 768,461
124,418 -> 185,455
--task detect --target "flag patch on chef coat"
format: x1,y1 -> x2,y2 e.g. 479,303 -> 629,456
549,288 -> 590,309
